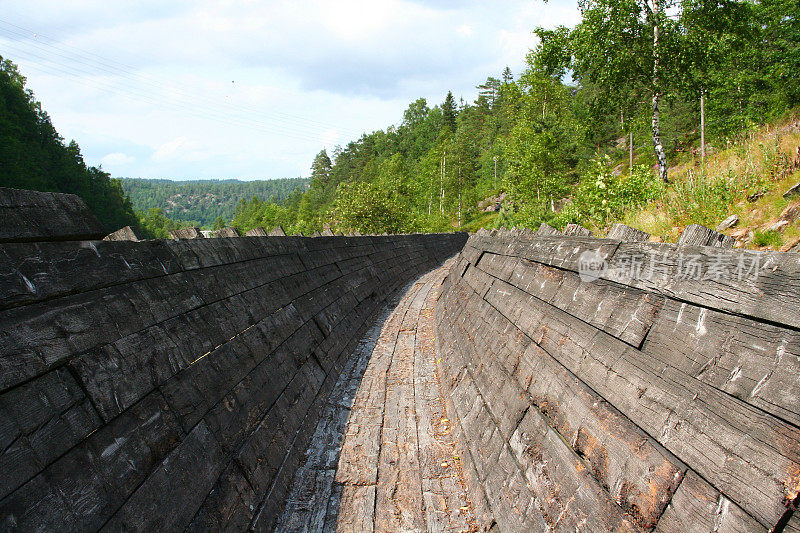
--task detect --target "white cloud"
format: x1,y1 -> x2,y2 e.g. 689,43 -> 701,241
152,137 -> 209,162
100,152 -> 135,166
0,0 -> 580,179
319,129 -> 340,148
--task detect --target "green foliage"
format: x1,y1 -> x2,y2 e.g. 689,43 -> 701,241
121,177 -> 308,227
212,216 -> 226,230
230,194 -> 299,234
752,229 -> 782,248
5,0 -> 798,239
666,171 -> 736,227
553,157 -> 664,228
137,208 -> 187,239
331,181 -> 408,234
0,56 -> 140,232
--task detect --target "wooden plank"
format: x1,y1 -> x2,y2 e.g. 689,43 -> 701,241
413,274 -> 475,533
482,275 -> 799,527
678,224 -> 735,248
336,485 -> 376,533
538,222 -> 561,235
643,298 -> 800,426
477,252 -> 664,347
0,391 -> 182,531
102,420 -> 225,532
0,253 -> 309,393
442,279 -> 680,530
563,223 -> 593,237
373,330 -> 426,532
0,187 -> 105,243
607,223 -> 651,242
0,366 -> 100,500
464,234 -> 800,330
459,280 -> 683,528
655,471 -> 764,532
186,462 -> 257,532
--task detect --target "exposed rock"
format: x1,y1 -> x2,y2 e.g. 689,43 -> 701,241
780,236 -> 800,252
778,201 -> 800,224
783,182 -> 800,199
748,189 -> 768,202
321,228 -> 335,236
103,225 -> 141,242
768,220 -> 790,232
268,225 -> 287,237
479,192 -> 506,212
716,214 -> 739,232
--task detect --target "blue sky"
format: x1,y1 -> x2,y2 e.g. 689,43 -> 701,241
1,0 -> 579,180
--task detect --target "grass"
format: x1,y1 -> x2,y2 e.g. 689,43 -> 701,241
753,229 -> 783,247
461,211 -> 499,233
603,111 -> 800,250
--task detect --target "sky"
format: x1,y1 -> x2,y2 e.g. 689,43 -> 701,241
0,0 -> 580,180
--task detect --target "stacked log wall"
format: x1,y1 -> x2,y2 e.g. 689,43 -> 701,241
0,232 -> 466,531
434,231 -> 800,532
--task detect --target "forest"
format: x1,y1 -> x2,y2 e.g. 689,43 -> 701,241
0,55 -> 140,232
121,178 -> 309,227
229,0 -> 799,243
2,0 -> 798,244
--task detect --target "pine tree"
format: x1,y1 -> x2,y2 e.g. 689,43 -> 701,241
442,91 -> 457,133
310,149 -> 333,188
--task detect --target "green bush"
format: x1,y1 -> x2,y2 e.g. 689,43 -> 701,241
551,156 -> 664,229
752,229 -> 782,248
668,172 -> 735,228
331,181 -> 409,234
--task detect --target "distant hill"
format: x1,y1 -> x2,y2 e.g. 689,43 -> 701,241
121,177 -> 309,226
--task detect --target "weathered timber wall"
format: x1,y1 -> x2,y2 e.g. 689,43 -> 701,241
434,231 -> 800,532
0,232 -> 466,531
0,187 -> 105,243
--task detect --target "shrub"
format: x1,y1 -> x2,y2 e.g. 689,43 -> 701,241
752,229 -> 782,248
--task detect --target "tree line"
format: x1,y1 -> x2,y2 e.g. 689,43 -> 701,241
0,55 -> 140,232
121,177 -> 309,227
232,0 -> 798,235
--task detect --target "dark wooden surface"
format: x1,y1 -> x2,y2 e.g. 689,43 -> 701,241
0,232 -> 466,532
0,187 -> 105,243
278,262 -> 477,532
434,230 -> 796,531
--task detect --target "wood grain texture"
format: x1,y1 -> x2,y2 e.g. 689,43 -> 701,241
0,232 -> 467,532
433,233 -> 797,532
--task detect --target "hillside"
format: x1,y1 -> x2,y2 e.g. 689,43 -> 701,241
0,56 -> 139,232
225,0 -> 798,241
121,177 -> 309,227
613,115 -> 800,251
